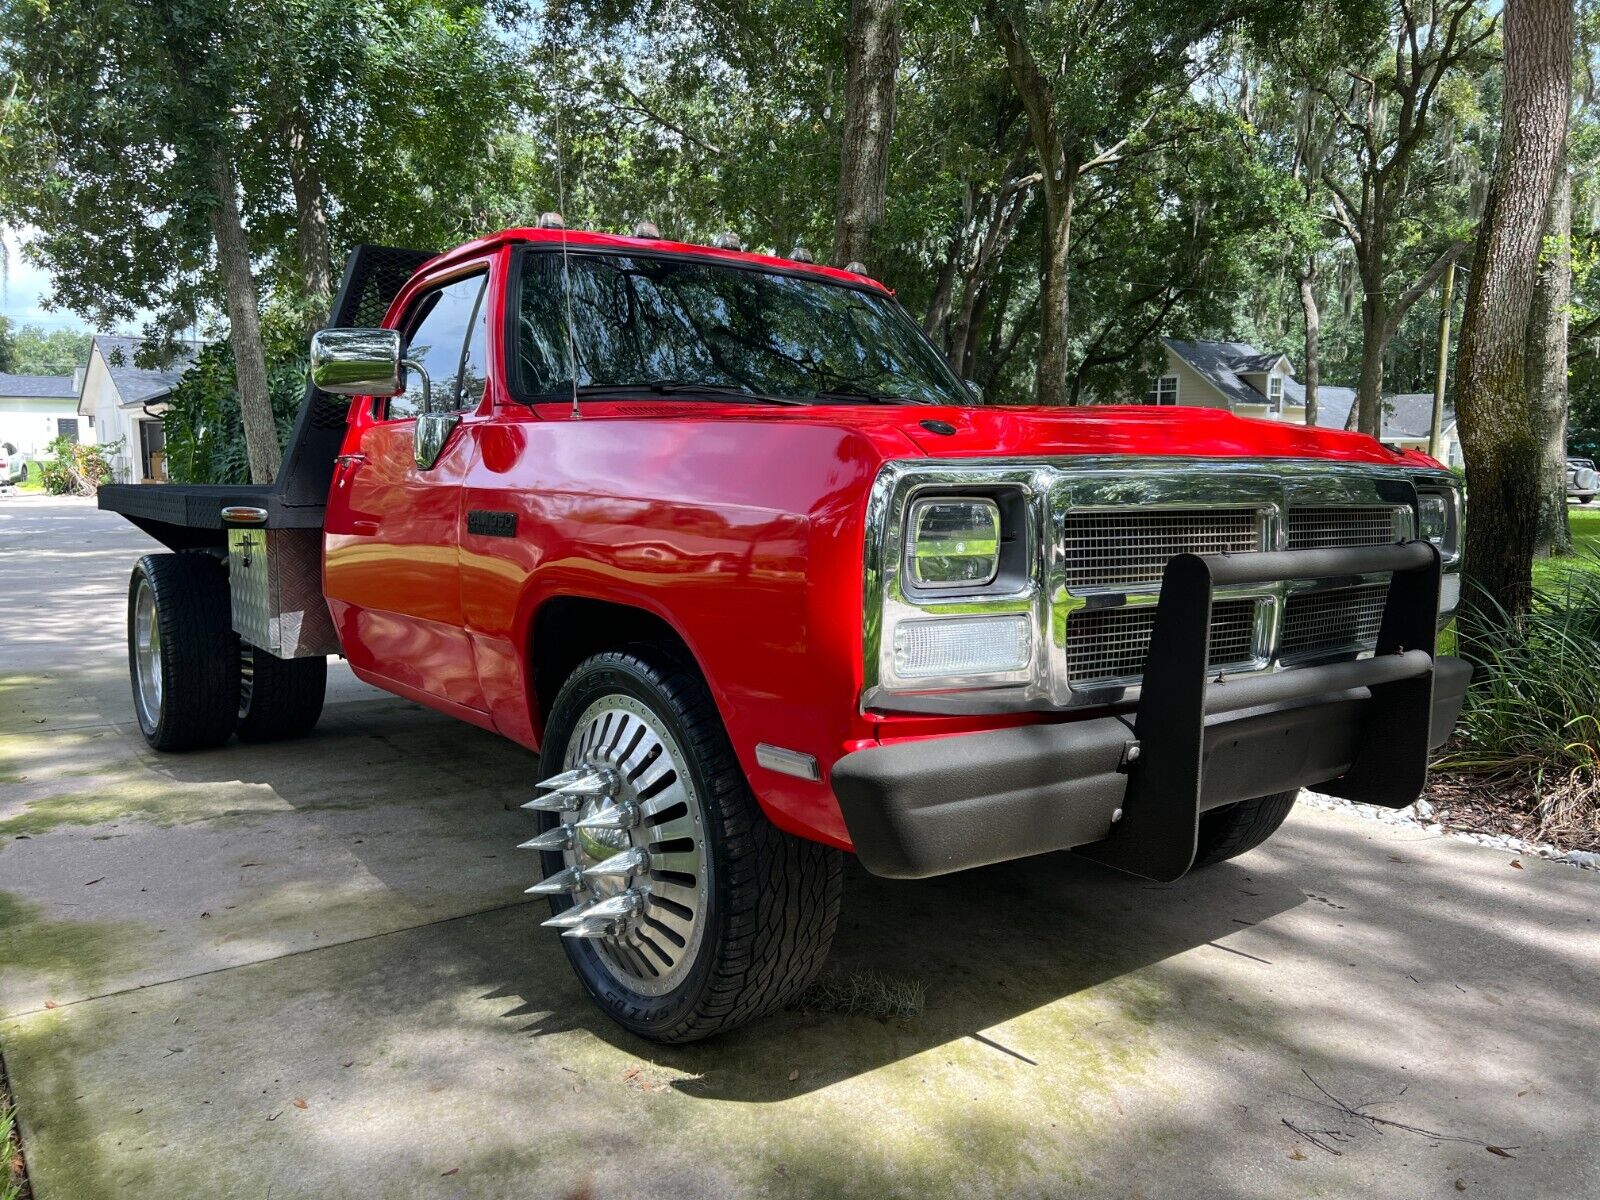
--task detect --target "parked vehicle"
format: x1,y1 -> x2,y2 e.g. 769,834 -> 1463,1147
0,442 -> 28,485
1569,457 -> 1597,504
100,227 -> 1470,1042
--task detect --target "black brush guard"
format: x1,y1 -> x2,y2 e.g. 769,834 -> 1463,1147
833,540 -> 1463,882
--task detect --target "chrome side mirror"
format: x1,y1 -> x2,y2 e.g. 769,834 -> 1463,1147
310,328 -> 406,397
963,377 -> 984,404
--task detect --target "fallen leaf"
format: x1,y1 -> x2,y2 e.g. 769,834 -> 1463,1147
622,1068 -> 640,1081
200,911 -> 211,919
787,1069 -> 800,1081
341,1061 -> 354,1069
441,1168 -> 460,1177
1517,1088 -> 1530,1097
1288,1148 -> 1307,1162
1485,1146 -> 1515,1159
292,1098 -> 308,1110
1509,860 -> 1524,870
1455,1179 -> 1467,1191
43,999 -> 58,1009
85,877 -> 105,886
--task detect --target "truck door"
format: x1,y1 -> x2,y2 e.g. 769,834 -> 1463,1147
324,267 -> 492,712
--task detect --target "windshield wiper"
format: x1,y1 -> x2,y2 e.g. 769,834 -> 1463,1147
809,388 -> 929,406
572,381 -> 808,406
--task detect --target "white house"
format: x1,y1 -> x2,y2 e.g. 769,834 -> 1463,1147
1149,337 -> 1462,467
0,372 -> 83,460
77,336 -> 201,483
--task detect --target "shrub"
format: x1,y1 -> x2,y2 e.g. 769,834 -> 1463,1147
35,434 -> 121,495
161,342 -> 306,484
1440,557 -> 1600,842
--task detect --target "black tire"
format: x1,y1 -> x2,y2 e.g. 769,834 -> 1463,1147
1580,494 -> 1594,505
1192,789 -> 1298,868
236,645 -> 327,742
127,553 -> 239,752
538,644 -> 843,1043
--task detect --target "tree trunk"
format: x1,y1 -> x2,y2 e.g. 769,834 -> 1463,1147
1430,255 -> 1457,460
994,11 -> 1075,406
1530,159 -> 1573,557
211,150 -> 281,486
1297,257 -> 1320,427
831,0 -> 900,268
282,109 -> 334,337
1455,0 -> 1572,625
1354,283 -> 1386,435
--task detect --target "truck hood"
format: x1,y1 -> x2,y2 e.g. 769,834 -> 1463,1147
889,403 -> 1425,467
537,400 -> 1435,469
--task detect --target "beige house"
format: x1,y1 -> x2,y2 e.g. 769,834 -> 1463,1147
1150,338 -> 1462,467
77,336 -> 201,483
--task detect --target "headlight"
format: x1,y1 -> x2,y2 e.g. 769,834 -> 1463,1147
906,496 -> 1001,589
1418,495 -> 1448,546
1416,486 -> 1461,561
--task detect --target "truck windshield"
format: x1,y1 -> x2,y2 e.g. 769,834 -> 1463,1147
512,250 -> 972,406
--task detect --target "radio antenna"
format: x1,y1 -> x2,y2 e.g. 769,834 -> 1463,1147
555,105 -> 580,421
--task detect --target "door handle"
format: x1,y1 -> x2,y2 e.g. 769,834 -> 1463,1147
334,453 -> 368,467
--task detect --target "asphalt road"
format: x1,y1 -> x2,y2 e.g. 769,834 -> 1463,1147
1,493 -> 1596,1199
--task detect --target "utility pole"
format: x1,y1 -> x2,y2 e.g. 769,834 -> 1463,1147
1430,256 -> 1457,461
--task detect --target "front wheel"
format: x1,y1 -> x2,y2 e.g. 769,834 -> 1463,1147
1192,789 -> 1298,868
529,645 -> 842,1042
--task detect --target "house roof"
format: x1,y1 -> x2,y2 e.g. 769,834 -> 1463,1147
1295,385 -> 1455,439
0,372 -> 78,399
1161,338 -> 1292,407
90,335 -> 202,408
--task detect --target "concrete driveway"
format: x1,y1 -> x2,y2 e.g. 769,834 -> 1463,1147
2,493 -> 1596,1199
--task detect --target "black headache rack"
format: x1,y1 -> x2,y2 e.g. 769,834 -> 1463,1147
833,540 -> 1464,883
98,245 -> 435,550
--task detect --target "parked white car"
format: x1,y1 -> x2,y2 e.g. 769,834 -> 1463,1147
0,442 -> 29,486
1570,457 -> 1598,505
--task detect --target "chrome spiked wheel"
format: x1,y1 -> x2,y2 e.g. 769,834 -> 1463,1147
528,694 -> 709,996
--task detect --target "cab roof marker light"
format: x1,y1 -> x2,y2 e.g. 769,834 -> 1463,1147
711,231 -> 743,251
845,260 -> 869,275
790,247 -> 814,263
537,211 -> 566,230
632,220 -> 661,239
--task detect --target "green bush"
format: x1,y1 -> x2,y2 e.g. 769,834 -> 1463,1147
161,342 -> 307,484
35,433 -> 122,495
1441,558 -> 1600,840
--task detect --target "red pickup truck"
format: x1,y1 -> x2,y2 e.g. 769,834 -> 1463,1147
101,226 -> 1469,1042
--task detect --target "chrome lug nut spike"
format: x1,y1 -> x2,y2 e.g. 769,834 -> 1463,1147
517,826 -> 574,852
522,792 -> 583,813
525,865 -> 586,896
542,901 -> 599,929
561,920 -> 616,940
584,848 -> 649,880
575,802 -> 640,832
537,767 -> 616,796
583,890 -> 643,922
534,766 -> 591,790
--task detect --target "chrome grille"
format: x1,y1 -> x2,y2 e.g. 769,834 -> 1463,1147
1281,583 -> 1390,660
1061,508 -> 1262,588
1066,598 -> 1258,685
1287,506 -> 1402,550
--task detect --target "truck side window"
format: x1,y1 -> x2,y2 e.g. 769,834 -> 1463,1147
387,272 -> 488,419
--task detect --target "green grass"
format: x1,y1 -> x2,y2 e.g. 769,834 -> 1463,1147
1534,506 -> 1600,593
1,1095 -> 25,1200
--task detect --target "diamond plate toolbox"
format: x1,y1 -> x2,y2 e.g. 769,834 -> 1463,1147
228,527 -> 339,658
